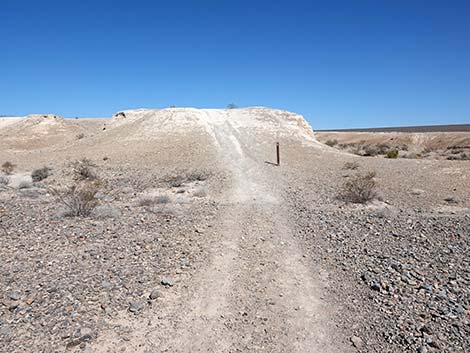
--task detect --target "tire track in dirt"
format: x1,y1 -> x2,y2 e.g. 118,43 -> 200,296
92,110 -> 349,352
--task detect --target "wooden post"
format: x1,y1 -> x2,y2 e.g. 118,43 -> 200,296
276,142 -> 280,166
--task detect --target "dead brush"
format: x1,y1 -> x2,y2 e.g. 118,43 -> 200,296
339,171 -> 378,204
342,161 -> 360,170
69,158 -> 97,181
1,161 -> 16,175
32,166 -> 52,182
0,207 -> 6,234
163,169 -> 210,188
137,195 -> 170,207
51,181 -> 101,217
0,175 -> 8,186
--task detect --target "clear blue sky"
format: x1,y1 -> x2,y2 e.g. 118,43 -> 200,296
1,0 -> 469,129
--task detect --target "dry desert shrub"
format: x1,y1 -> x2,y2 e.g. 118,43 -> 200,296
343,161 -> 360,170
325,139 -> 338,147
163,169 -> 210,187
69,158 -> 97,181
32,166 -> 51,182
0,207 -> 6,234
138,195 -> 170,207
447,153 -> 470,160
51,181 -> 100,217
340,171 -> 378,204
1,161 -> 16,175
0,175 -> 8,186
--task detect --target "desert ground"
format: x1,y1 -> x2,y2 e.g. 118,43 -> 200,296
0,108 -> 468,353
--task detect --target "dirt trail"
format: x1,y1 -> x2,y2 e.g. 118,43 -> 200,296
94,111 -> 347,352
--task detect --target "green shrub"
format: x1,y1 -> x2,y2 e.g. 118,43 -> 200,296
386,149 -> 399,159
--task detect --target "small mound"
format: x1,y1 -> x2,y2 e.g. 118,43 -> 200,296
0,114 -> 84,150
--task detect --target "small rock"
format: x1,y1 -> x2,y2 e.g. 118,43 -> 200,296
80,327 -> 93,337
66,339 -> 82,348
129,301 -> 144,314
161,278 -> 174,287
350,336 -> 364,348
101,281 -> 112,290
371,282 -> 381,291
8,292 -> 20,301
428,340 -> 441,349
444,196 -> 458,204
411,189 -> 424,196
149,289 -> 160,300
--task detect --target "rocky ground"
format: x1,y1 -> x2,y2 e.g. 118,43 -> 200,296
281,146 -> 470,353
0,164 -> 224,352
0,109 -> 469,352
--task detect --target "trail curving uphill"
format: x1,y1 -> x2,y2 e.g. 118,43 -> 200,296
94,109 -> 348,353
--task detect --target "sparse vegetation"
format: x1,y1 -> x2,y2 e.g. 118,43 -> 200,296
2,161 -> 16,175
343,161 -> 360,170
0,175 -> 8,186
76,132 -> 85,139
325,139 -> 338,147
0,207 -> 6,234
69,158 -> 97,181
421,147 -> 432,154
137,195 -> 170,207
227,103 -> 238,109
163,169 -> 210,187
339,171 -> 377,203
386,149 -> 399,159
51,181 -> 100,217
32,166 -> 51,182
447,152 -> 470,160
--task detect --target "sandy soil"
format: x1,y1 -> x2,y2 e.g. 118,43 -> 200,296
0,108 -> 468,353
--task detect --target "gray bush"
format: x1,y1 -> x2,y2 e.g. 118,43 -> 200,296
163,169 -> 210,188
342,161 -> 360,170
32,166 -> 51,182
69,158 -> 97,181
138,195 -> 170,207
51,182 -> 100,217
0,175 -> 8,186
